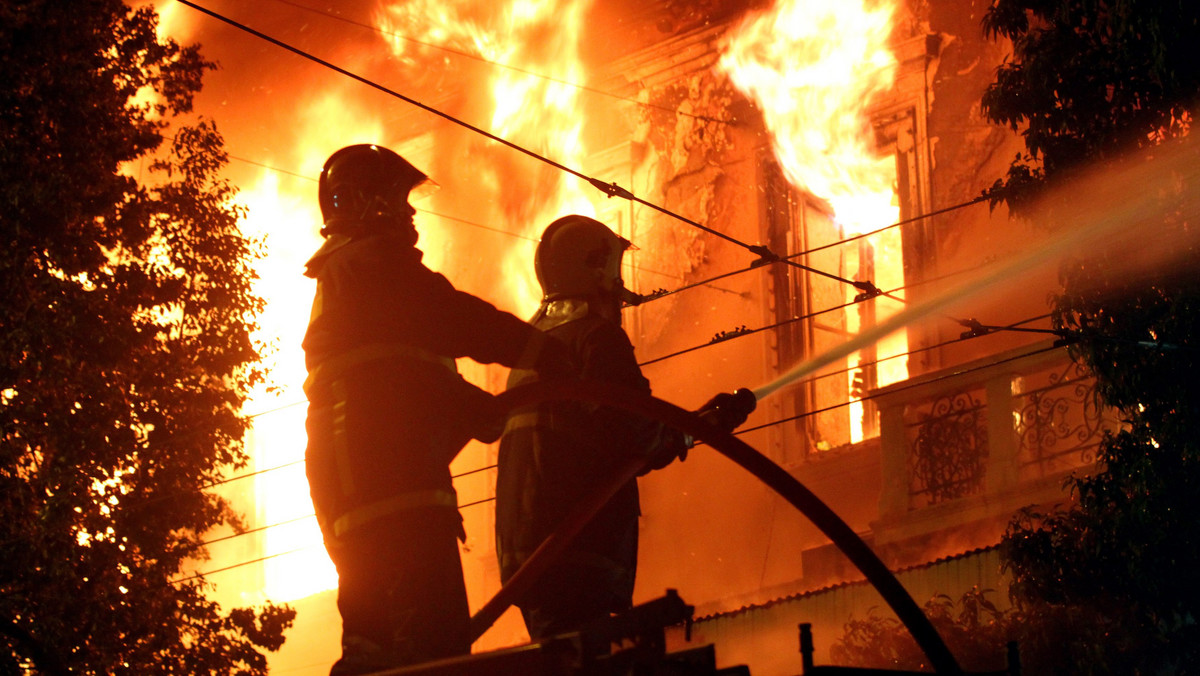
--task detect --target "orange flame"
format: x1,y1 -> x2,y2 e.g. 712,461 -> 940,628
377,0 -> 597,317
719,0 -> 908,440
718,0 -> 899,234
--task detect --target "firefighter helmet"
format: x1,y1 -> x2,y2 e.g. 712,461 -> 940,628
318,144 -> 430,236
535,215 -> 631,299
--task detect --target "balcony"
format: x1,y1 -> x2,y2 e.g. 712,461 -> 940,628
870,340 -> 1118,555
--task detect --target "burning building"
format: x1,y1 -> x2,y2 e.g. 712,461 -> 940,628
164,0 -> 1119,673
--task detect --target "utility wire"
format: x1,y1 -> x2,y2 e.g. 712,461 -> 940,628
210,271 -> 1040,493
638,254 -> 1056,368
169,324 -> 1180,581
263,0 -> 734,126
634,193 -> 990,306
172,545 -> 316,585
200,336 -> 1063,537
223,140 -> 984,310
175,313 -> 1056,559
738,341 -> 1064,436
175,1 -> 857,293
179,262 -> 1047,497
120,300 -> 1178,510
165,314 -> 1079,583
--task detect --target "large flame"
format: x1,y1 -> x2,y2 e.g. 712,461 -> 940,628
718,0 -> 899,235
718,0 -> 907,440
237,166 -> 334,601
377,0 -> 597,316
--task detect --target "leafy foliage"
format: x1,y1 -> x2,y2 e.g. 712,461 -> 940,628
980,0 -> 1200,213
978,0 -> 1200,673
0,1 -> 293,673
832,589 -> 1012,673
830,587 -> 1147,673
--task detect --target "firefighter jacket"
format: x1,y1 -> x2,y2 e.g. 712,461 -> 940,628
495,298 -> 688,613
302,230 -> 555,541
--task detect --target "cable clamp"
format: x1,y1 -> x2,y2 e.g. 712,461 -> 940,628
588,177 -> 635,200
749,245 -> 780,268
710,325 -> 751,344
852,281 -> 882,302
624,288 -> 669,307
958,318 -> 991,340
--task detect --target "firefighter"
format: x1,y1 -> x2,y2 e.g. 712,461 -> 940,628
495,214 -> 756,640
302,144 -> 568,675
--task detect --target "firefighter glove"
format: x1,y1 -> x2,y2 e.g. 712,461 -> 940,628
695,388 -> 757,433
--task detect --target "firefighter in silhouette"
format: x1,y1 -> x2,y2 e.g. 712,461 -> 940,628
495,215 -> 756,640
302,144 -> 569,675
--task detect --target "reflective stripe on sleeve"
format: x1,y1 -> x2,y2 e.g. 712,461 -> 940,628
331,379 -> 355,497
332,489 -> 459,538
502,411 -> 539,434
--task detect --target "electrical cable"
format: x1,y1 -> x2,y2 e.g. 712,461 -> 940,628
632,192 -> 991,306
637,268 -> 959,367
262,0 -> 735,126
154,312 -> 1193,581
204,302 -> 1052,495
222,143 -> 737,290
196,469 -> 502,551
165,316 -> 1062,577
171,545 -> 316,585
135,250 -> 1051,511
222,140 -> 987,310
738,341 -> 1062,436
174,0 -> 858,291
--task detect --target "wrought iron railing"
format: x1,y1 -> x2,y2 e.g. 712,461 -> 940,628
875,341 -> 1118,525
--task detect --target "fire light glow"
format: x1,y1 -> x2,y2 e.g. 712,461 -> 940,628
170,0 -> 914,614
238,167 -> 335,601
377,0 -> 599,317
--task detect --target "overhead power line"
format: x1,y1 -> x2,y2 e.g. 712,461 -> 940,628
738,340 -> 1063,435
638,264 -> 980,367
172,312 -> 1056,562
176,327 -> 1070,581
181,258 -> 1050,501
634,193 -> 991,306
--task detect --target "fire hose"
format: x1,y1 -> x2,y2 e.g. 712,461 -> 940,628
470,378 -> 964,675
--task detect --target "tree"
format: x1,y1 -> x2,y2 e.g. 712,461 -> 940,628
980,0 -> 1200,672
0,1 -> 293,673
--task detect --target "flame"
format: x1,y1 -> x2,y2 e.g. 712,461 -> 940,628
237,167 -> 335,601
718,0 -> 899,235
718,0 -> 908,440
377,0 -> 597,317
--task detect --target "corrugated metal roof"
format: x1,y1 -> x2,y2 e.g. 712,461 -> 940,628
691,544 -> 1003,623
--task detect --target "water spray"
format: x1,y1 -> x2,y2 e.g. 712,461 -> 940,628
753,140 -> 1200,402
